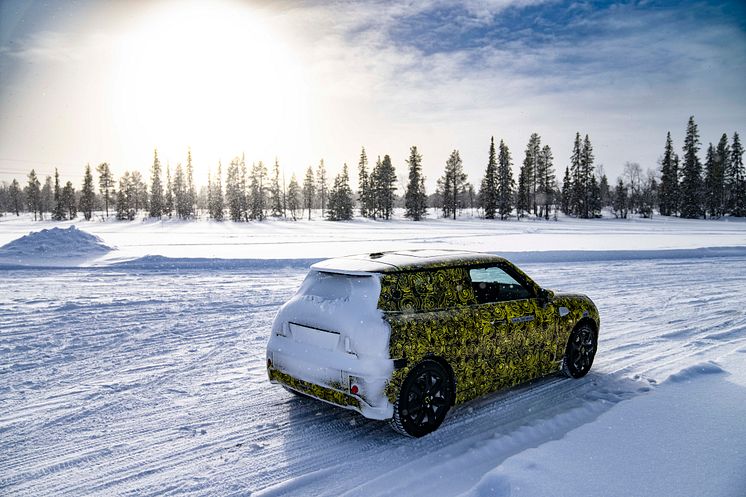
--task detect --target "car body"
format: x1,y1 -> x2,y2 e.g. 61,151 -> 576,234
266,249 -> 599,436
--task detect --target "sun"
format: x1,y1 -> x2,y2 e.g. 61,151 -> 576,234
109,0 -> 310,178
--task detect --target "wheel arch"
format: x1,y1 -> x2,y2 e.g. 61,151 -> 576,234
424,354 -> 457,406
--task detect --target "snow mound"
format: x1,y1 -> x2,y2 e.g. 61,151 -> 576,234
666,361 -> 725,383
0,226 -> 113,266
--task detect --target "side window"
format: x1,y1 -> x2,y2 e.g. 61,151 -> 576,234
469,266 -> 531,304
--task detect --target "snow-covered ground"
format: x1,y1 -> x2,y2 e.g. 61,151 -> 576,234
1,215 -> 746,496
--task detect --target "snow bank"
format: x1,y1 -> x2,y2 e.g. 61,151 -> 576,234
0,226 -> 113,266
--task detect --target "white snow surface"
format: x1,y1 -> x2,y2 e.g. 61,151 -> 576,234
1,214 -> 746,496
0,225 -> 113,266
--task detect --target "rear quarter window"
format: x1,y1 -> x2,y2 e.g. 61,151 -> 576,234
378,267 -> 475,312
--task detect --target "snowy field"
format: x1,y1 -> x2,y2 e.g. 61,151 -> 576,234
1,214 -> 746,496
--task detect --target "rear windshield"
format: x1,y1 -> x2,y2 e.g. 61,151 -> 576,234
300,271 -> 377,302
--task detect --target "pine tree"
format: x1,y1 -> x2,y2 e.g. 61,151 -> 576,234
358,147 -> 370,218
516,162 -> 530,218
369,156 -> 383,219
404,146 -> 428,220
129,171 -> 147,214
149,149 -> 163,218
40,176 -> 53,218
270,159 -> 283,217
25,169 -> 42,220
211,162 -> 224,221
496,140 -> 515,220
727,132 -> 745,216
480,137 -> 498,219
568,133 -> 582,217
316,160 -> 328,217
561,166 -> 571,214
580,135 -> 597,218
225,158 -> 242,221
536,145 -> 556,219
703,142 -> 723,218
287,174 -> 301,221
80,164 -> 95,220
521,133 -> 541,216
302,165 -> 315,220
375,155 -> 397,219
250,161 -> 268,220
62,181 -> 76,219
52,168 -> 65,221
164,163 -> 174,217
116,172 -> 133,221
658,132 -> 679,216
680,116 -> 703,218
173,163 -> 187,219
9,179 -> 22,216
612,178 -> 629,219
185,148 -> 196,219
96,162 -> 114,219
712,134 -> 729,217
439,150 -> 467,220
239,155 -> 249,221
598,174 -> 611,210
327,164 -> 354,221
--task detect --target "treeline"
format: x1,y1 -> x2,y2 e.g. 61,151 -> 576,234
1,116 -> 743,222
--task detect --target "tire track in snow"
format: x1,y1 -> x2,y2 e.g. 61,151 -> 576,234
1,257 -> 745,496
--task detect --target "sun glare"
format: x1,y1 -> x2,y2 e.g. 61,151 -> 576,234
110,1 -> 310,178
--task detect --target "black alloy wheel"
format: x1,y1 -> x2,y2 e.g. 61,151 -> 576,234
391,360 -> 453,437
562,323 -> 597,378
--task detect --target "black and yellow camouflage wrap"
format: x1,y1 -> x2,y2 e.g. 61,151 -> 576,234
268,368 -> 360,409
380,261 -> 599,405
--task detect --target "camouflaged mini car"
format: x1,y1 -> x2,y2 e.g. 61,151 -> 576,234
266,249 -> 599,437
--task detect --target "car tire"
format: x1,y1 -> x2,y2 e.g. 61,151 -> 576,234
390,360 -> 454,437
562,323 -> 597,378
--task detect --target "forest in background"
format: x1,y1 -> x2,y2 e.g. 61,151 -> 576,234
1,116 -> 744,223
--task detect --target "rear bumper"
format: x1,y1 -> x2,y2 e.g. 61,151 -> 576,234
266,335 -> 394,420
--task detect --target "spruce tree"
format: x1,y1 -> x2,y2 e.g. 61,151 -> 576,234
599,174 -> 611,210
580,135 -> 596,218
9,179 -> 22,216
327,164 -> 354,221
130,171 -> 147,214
480,137 -> 498,219
96,162 -> 114,219
302,165 -> 315,220
561,166 -> 571,214
516,162 -> 530,218
703,143 -> 720,218
377,155 -> 397,220
287,174 -> 301,221
62,181 -> 76,219
568,133 -> 583,217
185,148 -> 196,219
404,146 -> 427,220
537,145 -> 556,219
658,132 -> 679,216
727,132 -> 745,216
316,160 -> 328,217
173,163 -> 187,219
680,116 -> 704,218
26,169 -> 41,220
80,164 -> 95,220
439,150 -> 466,219
239,155 -> 249,221
149,149 -> 163,218
712,134 -> 729,217
226,158 -> 242,221
52,168 -> 65,221
358,147 -> 370,218
613,178 -> 629,219
211,162 -> 225,221
522,133 -> 541,215
40,176 -> 53,218
270,159 -> 283,217
369,156 -> 383,219
496,140 -> 515,220
116,173 -> 132,221
164,163 -> 174,217
250,161 -> 267,220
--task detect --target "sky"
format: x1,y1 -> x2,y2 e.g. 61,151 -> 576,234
1,0 -> 745,191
